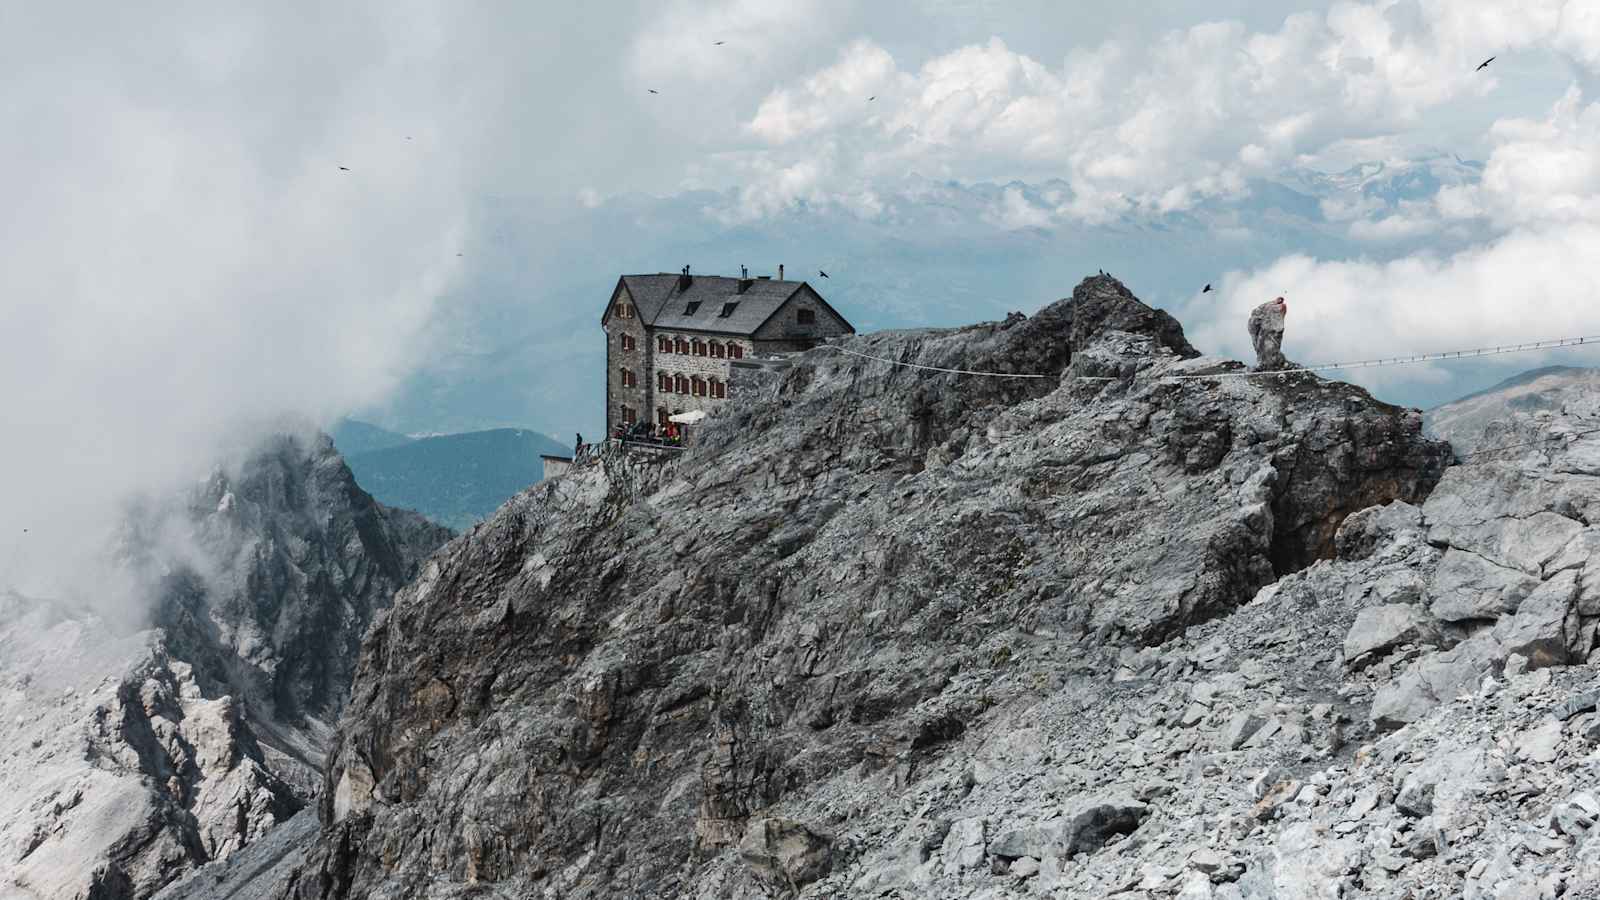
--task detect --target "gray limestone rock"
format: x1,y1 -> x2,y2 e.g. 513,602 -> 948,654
738,818 -> 834,890
1054,795 -> 1150,857
1427,549 -> 1539,622
1344,604 -> 1435,665
1496,569 -> 1579,669
1551,691 -> 1599,721
1371,634 -> 1504,729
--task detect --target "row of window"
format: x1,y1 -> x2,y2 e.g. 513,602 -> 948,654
658,371 -> 727,398
657,336 -> 745,359
617,368 -> 730,398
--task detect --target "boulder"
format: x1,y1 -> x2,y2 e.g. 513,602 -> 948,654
941,817 -> 987,875
1496,570 -> 1579,669
1371,634 -> 1503,729
1344,604 -> 1435,664
1055,795 -> 1149,857
739,818 -> 834,889
1427,549 -> 1538,622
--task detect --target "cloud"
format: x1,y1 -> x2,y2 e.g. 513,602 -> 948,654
1188,221 -> 1600,396
725,0 -> 1600,224
0,1 -> 490,607
1441,86 -> 1600,226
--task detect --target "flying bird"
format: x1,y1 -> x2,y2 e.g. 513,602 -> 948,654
1476,56 -> 1495,71
339,166 -> 350,171
868,95 -> 876,101
1202,284 -> 1212,293
648,89 -> 659,94
713,40 -> 725,45
819,270 -> 829,278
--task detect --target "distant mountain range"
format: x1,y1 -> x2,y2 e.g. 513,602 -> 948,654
331,420 -> 568,530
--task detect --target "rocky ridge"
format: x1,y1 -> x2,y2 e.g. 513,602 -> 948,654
0,434 -> 449,900
240,275 -> 1554,900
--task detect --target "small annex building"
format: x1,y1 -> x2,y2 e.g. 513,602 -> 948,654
599,266 -> 855,435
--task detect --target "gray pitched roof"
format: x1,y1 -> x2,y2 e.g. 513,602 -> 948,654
619,274 -> 819,336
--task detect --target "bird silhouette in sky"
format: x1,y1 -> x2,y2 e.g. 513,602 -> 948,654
339,166 -> 350,171
648,89 -> 659,94
819,270 -> 829,278
1202,283 -> 1212,293
868,95 -> 876,101
713,40 -> 725,45
1477,56 -> 1495,71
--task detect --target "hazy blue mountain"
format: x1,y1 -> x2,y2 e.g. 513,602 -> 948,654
341,428 -> 569,530
330,419 -> 415,456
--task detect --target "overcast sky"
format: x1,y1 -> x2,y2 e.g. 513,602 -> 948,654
4,0 -> 1600,603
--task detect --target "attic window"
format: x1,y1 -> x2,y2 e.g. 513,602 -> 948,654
617,302 -> 633,319
684,301 -> 702,316
797,308 -> 816,325
719,302 -> 739,318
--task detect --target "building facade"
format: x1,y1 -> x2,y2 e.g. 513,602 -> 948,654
600,269 -> 854,434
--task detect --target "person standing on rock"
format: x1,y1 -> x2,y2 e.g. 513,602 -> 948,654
1247,297 -> 1288,370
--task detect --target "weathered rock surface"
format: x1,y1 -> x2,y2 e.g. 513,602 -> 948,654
0,434 -> 447,900
250,276 -> 1469,899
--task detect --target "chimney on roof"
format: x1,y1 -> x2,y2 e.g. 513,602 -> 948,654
737,264 -> 753,294
678,264 -> 692,291
778,264 -> 784,281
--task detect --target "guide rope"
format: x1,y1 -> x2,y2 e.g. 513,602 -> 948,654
825,334 -> 1600,382
823,337 -> 1600,461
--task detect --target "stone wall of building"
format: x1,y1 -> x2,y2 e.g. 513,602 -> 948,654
646,333 -> 754,426
604,285 -> 652,432
750,286 -> 852,350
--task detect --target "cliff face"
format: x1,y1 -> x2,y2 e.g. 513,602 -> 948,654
278,276 -> 1458,898
0,434 -> 449,900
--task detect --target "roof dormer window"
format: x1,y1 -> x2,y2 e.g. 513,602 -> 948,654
684,301 -> 701,316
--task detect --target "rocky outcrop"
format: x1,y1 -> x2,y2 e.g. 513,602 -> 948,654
273,276 -> 1454,899
1425,365 -> 1600,451
0,433 -> 448,900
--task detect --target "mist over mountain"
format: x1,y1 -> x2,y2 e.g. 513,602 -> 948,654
0,433 -> 448,899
